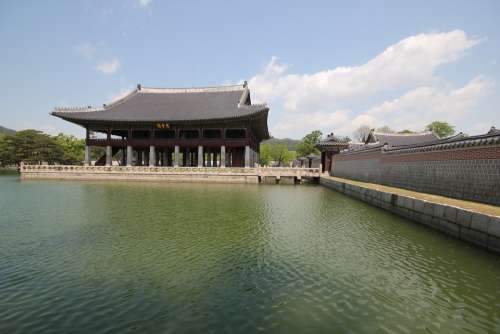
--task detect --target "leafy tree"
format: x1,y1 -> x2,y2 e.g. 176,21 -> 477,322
0,134 -> 15,166
259,143 -> 296,166
353,125 -> 371,143
296,130 -> 322,157
54,133 -> 85,164
271,144 -> 295,166
425,121 -> 455,138
398,129 -> 415,134
7,130 -> 64,165
259,143 -> 272,166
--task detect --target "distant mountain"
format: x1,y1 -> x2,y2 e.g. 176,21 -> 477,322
262,138 -> 300,151
0,125 -> 16,135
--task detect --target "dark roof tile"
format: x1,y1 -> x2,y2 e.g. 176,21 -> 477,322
52,84 -> 267,122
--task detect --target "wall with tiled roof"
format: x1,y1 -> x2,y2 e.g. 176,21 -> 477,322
331,128 -> 500,205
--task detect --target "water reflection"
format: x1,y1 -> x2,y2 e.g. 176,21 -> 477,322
1,176 -> 499,333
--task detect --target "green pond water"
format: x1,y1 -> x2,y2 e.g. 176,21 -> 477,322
0,174 -> 499,333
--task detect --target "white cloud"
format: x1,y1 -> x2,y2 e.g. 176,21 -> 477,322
137,0 -> 152,7
271,109 -> 351,138
358,76 -> 494,131
247,30 -> 492,138
76,42 -> 96,59
136,0 -> 152,14
96,58 -> 121,74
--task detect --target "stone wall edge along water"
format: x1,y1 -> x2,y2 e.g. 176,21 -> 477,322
320,176 -> 500,254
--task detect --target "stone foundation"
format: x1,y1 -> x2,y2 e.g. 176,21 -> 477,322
20,165 -> 319,185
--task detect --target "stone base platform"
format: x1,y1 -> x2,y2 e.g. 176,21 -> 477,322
20,165 -> 320,185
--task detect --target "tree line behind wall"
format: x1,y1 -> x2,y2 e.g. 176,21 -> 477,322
0,130 -> 103,167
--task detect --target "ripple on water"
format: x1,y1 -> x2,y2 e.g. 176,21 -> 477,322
0,178 -> 500,333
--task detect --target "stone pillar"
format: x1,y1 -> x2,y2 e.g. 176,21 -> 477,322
149,146 -> 155,166
126,146 -> 132,166
106,145 -> 112,166
220,146 -> 226,168
244,145 -> 250,168
84,145 -> 91,166
174,145 -> 179,167
198,146 -> 203,167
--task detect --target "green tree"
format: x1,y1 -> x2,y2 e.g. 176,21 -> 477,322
271,144 -> 295,166
54,133 -> 85,164
398,129 -> 415,134
0,134 -> 15,166
259,143 -> 296,166
5,130 -> 63,165
425,121 -> 455,138
259,143 -> 272,166
296,130 -> 322,157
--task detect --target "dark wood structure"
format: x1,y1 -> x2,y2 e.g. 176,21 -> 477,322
316,133 -> 350,173
52,82 -> 270,167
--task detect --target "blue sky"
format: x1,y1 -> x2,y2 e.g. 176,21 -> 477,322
1,0 -> 499,139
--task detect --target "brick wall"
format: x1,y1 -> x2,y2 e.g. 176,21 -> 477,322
332,146 -> 500,205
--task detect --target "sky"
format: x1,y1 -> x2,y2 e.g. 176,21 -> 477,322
1,0 -> 499,139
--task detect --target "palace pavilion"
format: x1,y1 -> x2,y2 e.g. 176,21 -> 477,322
52,82 -> 269,168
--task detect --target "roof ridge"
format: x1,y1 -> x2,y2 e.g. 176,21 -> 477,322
53,105 -> 103,113
373,131 -> 434,136
140,83 -> 245,94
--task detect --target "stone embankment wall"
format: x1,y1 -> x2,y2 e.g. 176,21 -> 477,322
19,165 -> 320,184
320,177 -> 500,254
331,132 -> 500,205
21,166 -> 259,184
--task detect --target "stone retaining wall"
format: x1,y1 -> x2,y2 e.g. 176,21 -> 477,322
21,168 -> 259,184
320,177 -> 500,254
21,171 -> 260,184
20,165 -> 320,184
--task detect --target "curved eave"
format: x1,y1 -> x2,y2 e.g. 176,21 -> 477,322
51,107 -> 270,141
51,107 -> 266,124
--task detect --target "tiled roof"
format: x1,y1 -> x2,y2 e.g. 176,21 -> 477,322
367,130 -> 439,147
51,84 -> 268,123
339,127 -> 499,156
317,133 -> 351,148
384,129 -> 500,154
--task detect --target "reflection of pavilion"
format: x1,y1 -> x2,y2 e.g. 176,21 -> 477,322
52,82 -> 269,168
316,133 -> 350,173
